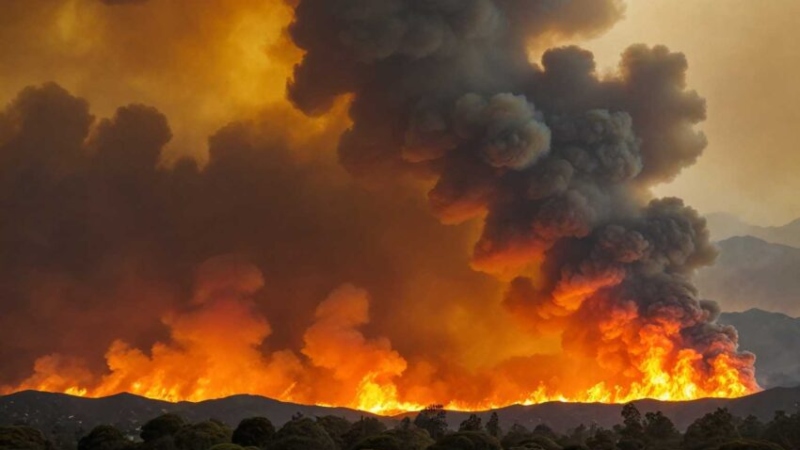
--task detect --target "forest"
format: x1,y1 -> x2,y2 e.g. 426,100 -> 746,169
2,403 -> 799,450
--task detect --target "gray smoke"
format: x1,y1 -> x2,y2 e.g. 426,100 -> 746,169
287,0 -> 756,389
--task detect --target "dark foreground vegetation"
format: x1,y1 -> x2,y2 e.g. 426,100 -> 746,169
2,404 -> 799,450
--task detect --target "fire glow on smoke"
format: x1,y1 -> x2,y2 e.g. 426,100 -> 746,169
0,0 -> 758,414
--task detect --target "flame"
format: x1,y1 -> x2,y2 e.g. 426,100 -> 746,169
2,285 -> 757,416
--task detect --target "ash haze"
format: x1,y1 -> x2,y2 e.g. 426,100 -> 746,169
0,0 -> 793,414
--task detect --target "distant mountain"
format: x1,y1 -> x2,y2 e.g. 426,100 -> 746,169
706,212 -> 800,247
719,309 -> 800,389
695,236 -> 800,316
3,387 -> 800,437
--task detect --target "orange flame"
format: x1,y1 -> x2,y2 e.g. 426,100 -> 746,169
1,263 -> 757,415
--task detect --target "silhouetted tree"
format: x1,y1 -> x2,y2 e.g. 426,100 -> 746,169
413,405 -> 448,440
738,415 -> 765,441
643,411 -> 678,442
174,421 -> 231,450
351,434 -> 403,450
141,414 -> 187,443
717,440 -> 784,450
315,416 -> 351,450
384,427 -> 436,450
270,417 -> 335,450
209,445 -> 246,450
232,417 -> 275,449
532,424 -> 558,441
586,427 -> 616,450
485,413 -> 501,438
568,424 -> 590,446
0,425 -> 53,450
78,425 -> 132,450
618,404 -> 644,443
459,415 -> 482,432
501,424 -> 560,450
683,408 -> 738,450
762,410 -> 800,449
397,417 -> 413,431
429,431 -> 501,450
342,417 -> 386,449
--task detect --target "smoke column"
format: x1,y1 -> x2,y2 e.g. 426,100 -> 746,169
286,0 -> 758,402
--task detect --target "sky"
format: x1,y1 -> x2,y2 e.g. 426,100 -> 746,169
583,0 -> 800,226
2,1 -> 798,225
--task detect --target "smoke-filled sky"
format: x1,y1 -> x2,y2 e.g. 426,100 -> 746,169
3,0 -> 798,225
0,0 -> 780,409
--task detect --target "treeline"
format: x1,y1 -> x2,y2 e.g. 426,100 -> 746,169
2,404 -> 799,450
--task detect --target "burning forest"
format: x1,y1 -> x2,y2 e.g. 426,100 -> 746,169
0,0 -> 758,415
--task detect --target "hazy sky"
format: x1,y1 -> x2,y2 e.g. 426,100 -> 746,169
583,0 -> 800,226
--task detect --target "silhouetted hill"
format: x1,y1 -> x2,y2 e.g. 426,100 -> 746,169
696,236 -> 800,316
706,213 -> 800,248
719,309 -> 800,389
3,387 -> 800,435
0,390 -> 382,440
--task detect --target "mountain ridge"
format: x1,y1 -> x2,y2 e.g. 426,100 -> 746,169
3,386 -> 800,435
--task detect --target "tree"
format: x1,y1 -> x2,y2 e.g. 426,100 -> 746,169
351,434 -> 403,450
397,418 -> 413,431
383,427 -> 435,450
485,413 -> 501,438
141,414 -> 187,443
315,416 -> 351,450
717,440 -> 784,450
78,425 -> 132,450
209,445 -> 246,450
683,408 -> 738,450
585,428 -> 616,450
618,404 -> 644,442
501,424 -> 531,449
232,417 -> 275,449
762,410 -> 800,449
341,417 -> 386,450
459,415 -> 482,432
643,411 -> 678,442
0,425 -> 53,450
532,424 -> 557,441
738,415 -> 765,441
174,421 -> 231,450
428,431 -> 501,450
413,405 -> 448,440
270,417 -> 335,450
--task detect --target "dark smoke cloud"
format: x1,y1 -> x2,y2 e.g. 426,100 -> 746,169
286,0 -> 755,386
0,82 -> 502,385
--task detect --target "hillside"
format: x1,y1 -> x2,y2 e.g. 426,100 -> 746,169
719,309 -> 800,389
696,236 -> 800,316
706,213 -> 800,247
3,387 -> 800,436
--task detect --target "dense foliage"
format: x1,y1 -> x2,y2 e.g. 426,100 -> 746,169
2,404 -> 800,450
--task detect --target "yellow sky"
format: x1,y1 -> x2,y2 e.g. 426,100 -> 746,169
582,0 -> 800,225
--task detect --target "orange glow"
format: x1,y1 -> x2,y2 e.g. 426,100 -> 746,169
2,279 -> 757,416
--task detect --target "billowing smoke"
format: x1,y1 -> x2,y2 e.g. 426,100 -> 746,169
286,0 -> 757,400
0,0 -> 757,411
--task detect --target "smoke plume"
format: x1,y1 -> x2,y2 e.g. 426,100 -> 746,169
0,0 -> 757,411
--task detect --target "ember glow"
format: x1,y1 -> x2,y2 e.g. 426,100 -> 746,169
0,0 -> 759,414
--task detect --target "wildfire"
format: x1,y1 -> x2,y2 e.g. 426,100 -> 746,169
5,348 -> 754,416
1,281 -> 757,416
